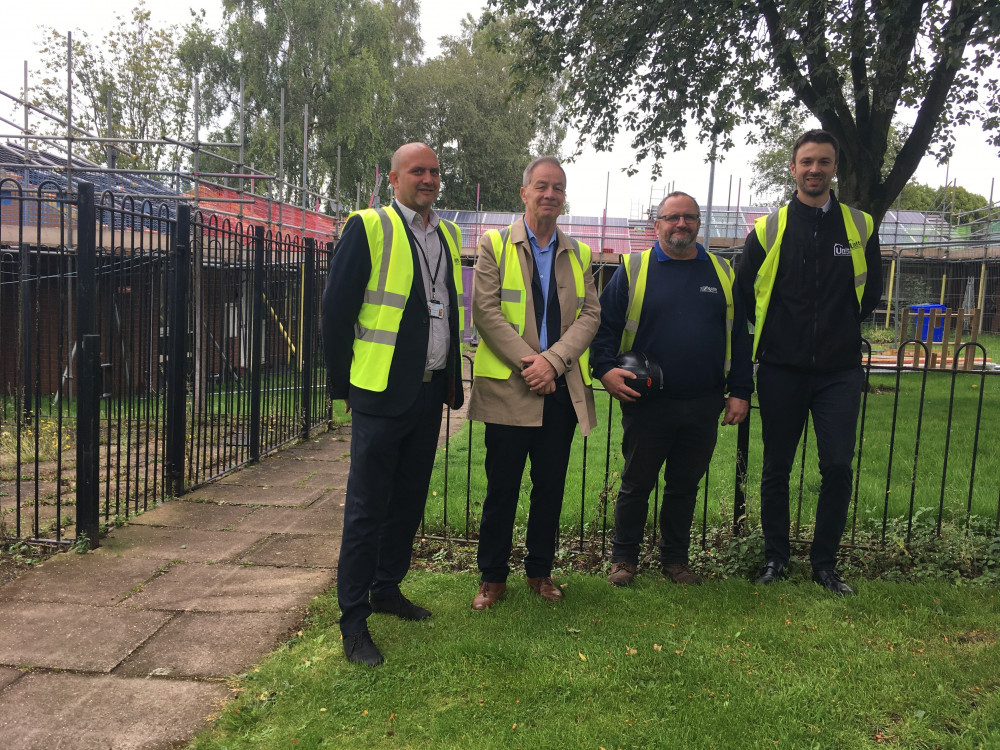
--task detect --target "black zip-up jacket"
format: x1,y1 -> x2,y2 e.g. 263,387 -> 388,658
735,192 -> 882,372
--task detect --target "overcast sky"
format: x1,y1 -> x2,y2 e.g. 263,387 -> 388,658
2,0 -> 999,217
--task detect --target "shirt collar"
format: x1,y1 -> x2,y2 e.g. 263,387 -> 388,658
394,200 -> 439,231
524,218 -> 558,253
652,240 -> 708,261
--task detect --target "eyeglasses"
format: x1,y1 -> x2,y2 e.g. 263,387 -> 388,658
657,213 -> 700,223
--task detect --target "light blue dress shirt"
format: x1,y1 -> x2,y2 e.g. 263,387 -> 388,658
524,219 -> 557,351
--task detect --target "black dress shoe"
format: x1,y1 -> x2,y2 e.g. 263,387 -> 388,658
757,560 -> 788,585
370,591 -> 432,620
343,629 -> 384,666
812,569 -> 855,596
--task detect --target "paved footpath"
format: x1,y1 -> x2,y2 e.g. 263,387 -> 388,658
0,427 -> 353,750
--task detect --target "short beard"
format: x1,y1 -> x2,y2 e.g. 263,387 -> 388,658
667,233 -> 695,250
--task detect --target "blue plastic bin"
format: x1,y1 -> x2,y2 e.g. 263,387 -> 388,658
909,304 -> 946,342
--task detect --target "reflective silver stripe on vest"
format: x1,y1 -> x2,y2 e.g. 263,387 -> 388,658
497,226 -> 511,288
500,289 -> 521,303
568,238 -> 585,310
764,211 -> 781,252
845,205 -> 870,292
624,252 -> 643,329
439,219 -> 459,251
846,205 -> 870,248
363,290 -> 407,308
355,208 -> 402,347
375,208 -> 394,294
354,324 -> 397,346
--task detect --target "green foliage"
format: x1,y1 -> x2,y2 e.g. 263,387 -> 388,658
898,181 -> 991,225
491,0 -> 1000,223
186,0 -> 421,207
32,1 -> 198,171
387,15 -> 564,211
750,106 -> 912,207
187,572 -> 1000,749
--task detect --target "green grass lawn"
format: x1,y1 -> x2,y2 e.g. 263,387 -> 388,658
189,571 -> 1000,749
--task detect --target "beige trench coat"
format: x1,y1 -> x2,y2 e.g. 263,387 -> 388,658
468,218 -> 599,436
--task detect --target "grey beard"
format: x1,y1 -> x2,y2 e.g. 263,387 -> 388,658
668,234 -> 695,249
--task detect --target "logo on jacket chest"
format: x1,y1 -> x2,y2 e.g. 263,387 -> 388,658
699,285 -> 718,294
833,243 -> 852,256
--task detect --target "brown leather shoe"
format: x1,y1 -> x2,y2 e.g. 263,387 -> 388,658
663,563 -> 702,586
526,576 -> 564,601
607,561 -> 637,587
472,581 -> 506,610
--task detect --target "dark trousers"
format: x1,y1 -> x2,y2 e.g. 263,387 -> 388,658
757,363 -> 863,571
477,393 -> 578,582
337,375 -> 445,636
611,393 -> 722,565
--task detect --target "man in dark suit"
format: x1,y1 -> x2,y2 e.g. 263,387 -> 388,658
322,142 -> 464,665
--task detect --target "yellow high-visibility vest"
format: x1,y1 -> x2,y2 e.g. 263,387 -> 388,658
751,203 -> 871,360
350,205 -> 463,391
473,225 -> 591,384
619,247 -> 735,374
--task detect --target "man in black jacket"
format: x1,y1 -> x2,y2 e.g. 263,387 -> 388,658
736,130 -> 882,596
322,143 -> 464,665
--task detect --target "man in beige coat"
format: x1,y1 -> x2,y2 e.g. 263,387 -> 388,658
468,155 -> 600,610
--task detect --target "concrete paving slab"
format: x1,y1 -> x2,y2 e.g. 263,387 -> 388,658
241,533 -> 339,568
99,525 -> 264,563
127,500 -> 258,530
0,672 -> 230,750
127,562 -> 330,612
183,482 -> 325,506
278,433 -> 352,461
292,468 -> 349,490
310,489 -> 348,510
0,601 -> 171,672
117,610 -> 304,678
219,465 -> 349,490
0,666 -> 21,691
0,553 -> 164,606
217,465 -> 326,488
235,505 -> 345,535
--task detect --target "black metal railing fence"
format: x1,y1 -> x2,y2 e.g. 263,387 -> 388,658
1,182 -> 331,547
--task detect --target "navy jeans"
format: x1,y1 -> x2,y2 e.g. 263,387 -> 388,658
757,363 -> 863,571
611,393 -> 723,565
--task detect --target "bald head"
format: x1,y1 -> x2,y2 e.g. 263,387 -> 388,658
391,143 -> 435,173
388,143 -> 441,221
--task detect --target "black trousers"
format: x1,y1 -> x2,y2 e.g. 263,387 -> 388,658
610,393 -> 722,565
757,363 -> 863,571
477,392 -> 579,582
337,374 -> 445,636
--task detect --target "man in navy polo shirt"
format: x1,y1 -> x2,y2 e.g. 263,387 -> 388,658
591,191 -> 753,587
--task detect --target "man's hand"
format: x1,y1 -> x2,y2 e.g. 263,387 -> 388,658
520,354 -> 557,393
721,396 -> 749,425
600,368 -> 641,403
343,398 -> 352,415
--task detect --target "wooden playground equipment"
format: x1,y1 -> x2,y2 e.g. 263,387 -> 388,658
899,306 -> 983,369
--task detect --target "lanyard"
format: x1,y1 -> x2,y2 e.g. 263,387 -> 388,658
411,232 -> 443,301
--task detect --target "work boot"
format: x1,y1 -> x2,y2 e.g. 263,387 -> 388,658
607,561 -> 637,587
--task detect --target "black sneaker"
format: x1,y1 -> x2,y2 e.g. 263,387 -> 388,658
757,560 -> 788,585
343,629 -> 384,666
812,569 -> 855,596
370,591 -> 432,621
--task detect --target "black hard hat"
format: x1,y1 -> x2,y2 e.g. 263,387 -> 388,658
614,350 -> 663,399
